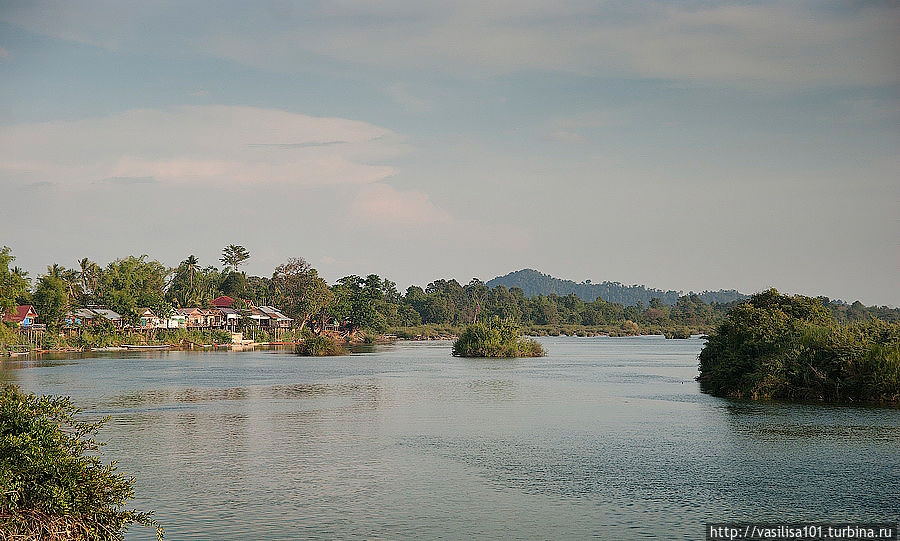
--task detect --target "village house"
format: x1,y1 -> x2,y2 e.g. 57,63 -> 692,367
215,307 -> 241,330
62,306 -> 124,328
63,308 -> 97,328
210,295 -> 235,308
86,306 -> 124,328
173,307 -> 204,327
245,307 -> 271,327
200,308 -> 224,328
258,306 -> 293,328
135,308 -> 161,329
3,305 -> 38,327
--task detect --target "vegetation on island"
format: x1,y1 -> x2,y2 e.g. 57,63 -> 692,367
698,289 -> 900,403
294,336 -> 349,356
663,327 -> 692,339
452,317 -> 546,358
0,384 -> 162,540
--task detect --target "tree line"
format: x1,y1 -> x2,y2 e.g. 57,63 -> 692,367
2,245 -> 897,335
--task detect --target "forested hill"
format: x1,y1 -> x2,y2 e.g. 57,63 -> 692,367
486,269 -> 747,307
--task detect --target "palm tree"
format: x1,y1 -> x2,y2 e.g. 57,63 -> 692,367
46,264 -> 81,301
183,255 -> 199,292
220,245 -> 250,273
79,258 -> 100,301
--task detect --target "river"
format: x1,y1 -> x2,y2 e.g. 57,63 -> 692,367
2,336 -> 897,539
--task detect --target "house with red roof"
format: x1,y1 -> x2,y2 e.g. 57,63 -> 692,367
210,295 -> 235,308
2,305 -> 38,327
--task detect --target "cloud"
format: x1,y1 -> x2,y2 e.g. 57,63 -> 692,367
248,141 -> 348,149
188,89 -> 209,97
4,1 -> 897,88
0,105 -> 404,187
351,183 -> 453,225
199,1 -> 900,88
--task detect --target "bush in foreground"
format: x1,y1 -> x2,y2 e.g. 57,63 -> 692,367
698,289 -> 900,402
452,317 -> 546,358
0,384 -> 162,540
294,335 -> 349,356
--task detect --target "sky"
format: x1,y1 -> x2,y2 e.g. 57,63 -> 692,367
1,0 -> 898,305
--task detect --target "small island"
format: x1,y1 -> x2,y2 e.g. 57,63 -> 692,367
295,335 -> 349,356
698,289 -> 900,403
452,317 -> 546,358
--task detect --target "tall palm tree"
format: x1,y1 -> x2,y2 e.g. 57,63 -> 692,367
220,245 -> 250,273
78,258 -> 100,302
183,255 -> 199,292
45,264 -> 81,301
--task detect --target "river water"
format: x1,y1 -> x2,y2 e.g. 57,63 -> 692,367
1,336 -> 897,539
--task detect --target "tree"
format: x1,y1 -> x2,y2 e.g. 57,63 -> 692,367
465,278 -> 489,323
166,256 -> 225,308
697,289 -> 899,402
97,256 -> 169,322
184,255 -> 199,292
220,272 -> 248,299
0,247 -> 30,313
220,245 -> 250,273
33,274 -> 69,330
0,384 -> 162,539
78,258 -> 101,304
46,264 -> 82,304
272,258 -> 333,330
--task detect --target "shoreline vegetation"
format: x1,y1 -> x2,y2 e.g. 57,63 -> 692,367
0,384 -> 163,540
2,245 -> 899,372
698,289 -> 900,403
452,317 -> 546,358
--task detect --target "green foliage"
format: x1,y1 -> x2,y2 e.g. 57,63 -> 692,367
97,256 -> 169,322
294,336 -> 348,356
0,385 -> 161,540
33,274 -> 69,330
220,271 -> 247,300
167,256 -> 223,308
0,247 -> 31,313
273,258 -> 333,330
220,245 -> 250,272
664,327 -> 692,339
452,317 -> 546,358
698,289 -> 900,402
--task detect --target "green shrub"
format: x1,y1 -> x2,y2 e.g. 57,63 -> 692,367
664,327 -> 692,339
452,317 -> 546,358
698,289 -> 900,402
0,385 -> 162,540
295,336 -> 349,356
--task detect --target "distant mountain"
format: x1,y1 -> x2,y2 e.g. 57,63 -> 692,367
485,269 -> 747,307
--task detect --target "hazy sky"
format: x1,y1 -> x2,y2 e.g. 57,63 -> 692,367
1,1 -> 898,305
